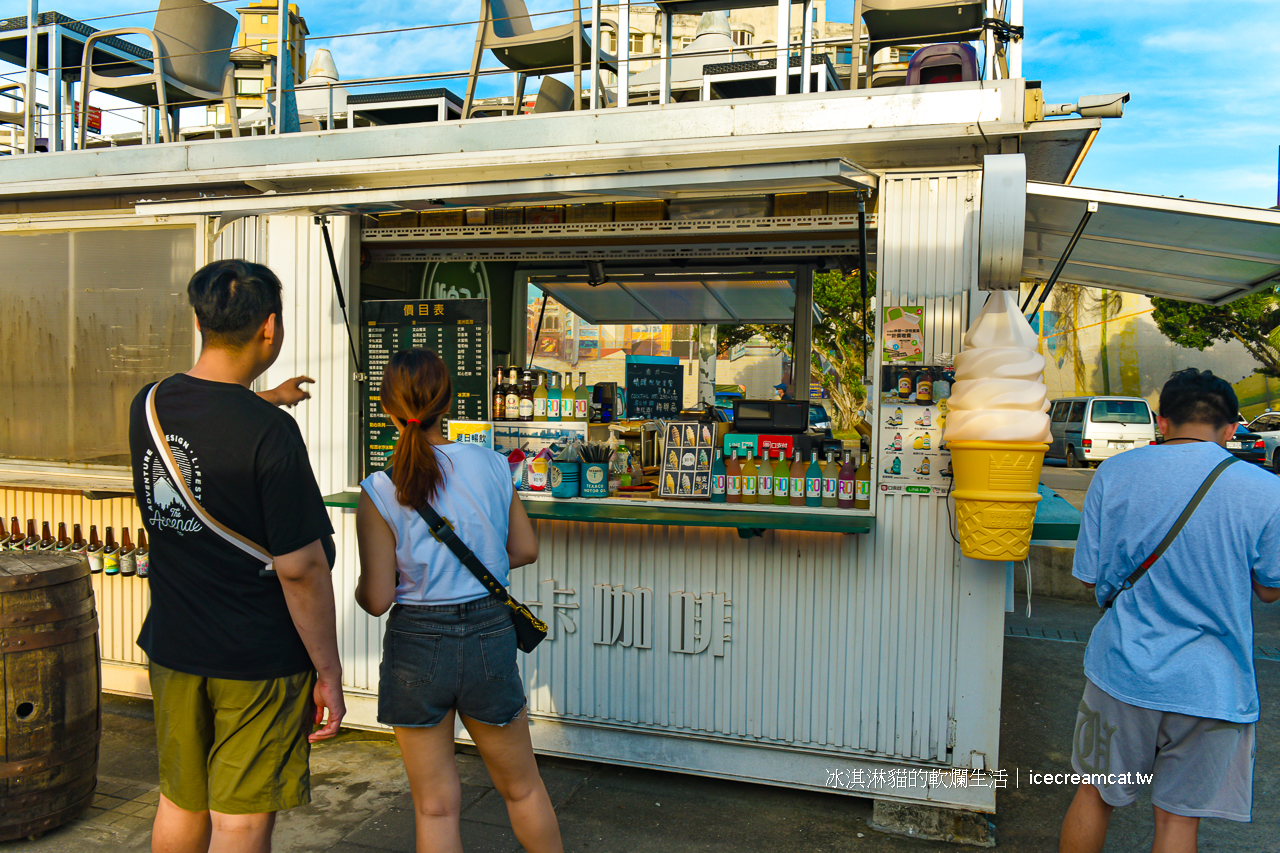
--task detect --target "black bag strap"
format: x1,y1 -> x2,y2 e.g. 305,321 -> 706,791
411,498 -> 513,605
1102,454 -> 1239,610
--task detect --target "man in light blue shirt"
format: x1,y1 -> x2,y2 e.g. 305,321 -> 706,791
1060,369 -> 1280,853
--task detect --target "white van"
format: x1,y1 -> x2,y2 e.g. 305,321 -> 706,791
1047,396 -> 1158,468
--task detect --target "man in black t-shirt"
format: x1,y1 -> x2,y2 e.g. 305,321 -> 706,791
129,259 -> 344,852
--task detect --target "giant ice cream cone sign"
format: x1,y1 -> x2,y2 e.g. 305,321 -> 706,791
943,292 -> 1050,561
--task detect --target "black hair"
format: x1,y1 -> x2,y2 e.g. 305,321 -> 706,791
1158,368 -> 1238,429
187,259 -> 284,348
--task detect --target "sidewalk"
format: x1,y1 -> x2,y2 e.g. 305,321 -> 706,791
7,595 -> 1279,852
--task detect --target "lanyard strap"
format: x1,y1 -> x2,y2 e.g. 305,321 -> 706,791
1101,454 -> 1239,610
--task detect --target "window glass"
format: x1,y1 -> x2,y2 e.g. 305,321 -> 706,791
1067,402 -> 1085,423
237,77 -> 264,96
1089,399 -> 1151,424
261,14 -> 269,24
1050,401 -> 1067,422
629,31 -> 645,55
1253,414 -> 1280,432
0,227 -> 196,466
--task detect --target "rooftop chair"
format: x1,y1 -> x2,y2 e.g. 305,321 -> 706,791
462,0 -> 617,118
78,0 -> 240,146
855,0 -> 985,89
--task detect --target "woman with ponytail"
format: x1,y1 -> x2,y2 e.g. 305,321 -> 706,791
354,349 -> 561,853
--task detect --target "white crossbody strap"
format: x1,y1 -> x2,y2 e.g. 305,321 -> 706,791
145,382 -> 274,570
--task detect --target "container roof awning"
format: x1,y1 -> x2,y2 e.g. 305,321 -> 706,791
533,276 -> 796,325
1022,182 -> 1280,306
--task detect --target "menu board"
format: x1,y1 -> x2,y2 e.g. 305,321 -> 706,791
877,396 -> 951,496
362,299 -> 490,474
657,421 -> 715,499
625,355 -> 683,419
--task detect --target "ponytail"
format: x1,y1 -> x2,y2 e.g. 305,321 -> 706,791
381,348 -> 453,508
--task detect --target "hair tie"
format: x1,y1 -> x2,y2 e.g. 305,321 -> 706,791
406,418 -> 421,426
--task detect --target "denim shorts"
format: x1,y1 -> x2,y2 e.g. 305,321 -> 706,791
377,597 -> 526,728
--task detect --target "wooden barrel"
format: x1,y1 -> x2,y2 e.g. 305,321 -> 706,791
0,553 -> 100,841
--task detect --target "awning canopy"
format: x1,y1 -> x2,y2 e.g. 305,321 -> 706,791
1022,182 -> 1280,306
532,275 -> 796,325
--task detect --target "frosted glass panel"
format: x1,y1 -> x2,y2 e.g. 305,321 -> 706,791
0,227 -> 196,466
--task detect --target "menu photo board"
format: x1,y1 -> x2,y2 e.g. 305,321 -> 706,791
625,355 -> 683,419
362,298 -> 490,475
657,421 -> 715,499
877,394 -> 951,497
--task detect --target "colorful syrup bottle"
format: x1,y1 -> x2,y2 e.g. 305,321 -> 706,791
821,450 -> 840,508
562,372 -> 575,417
741,452 -> 758,504
547,373 -> 562,421
805,451 -> 823,507
135,529 -> 150,579
773,452 -> 791,505
85,525 -> 103,574
837,449 -> 857,509
789,451 -> 806,507
855,439 -> 872,510
757,450 -> 774,501
726,448 -> 742,504
575,372 -> 591,421
533,372 -> 548,421
710,448 -> 727,503
37,521 -> 56,551
54,522 -> 71,552
119,528 -> 137,577
102,527 -> 121,576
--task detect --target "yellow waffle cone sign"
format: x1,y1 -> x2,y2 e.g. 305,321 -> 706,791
948,440 -> 1047,561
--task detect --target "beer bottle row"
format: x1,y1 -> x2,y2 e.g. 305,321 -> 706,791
1,517 -> 150,577
492,367 -> 593,422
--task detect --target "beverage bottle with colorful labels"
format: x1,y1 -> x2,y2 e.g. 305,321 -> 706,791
821,451 -> 840,508
518,370 -> 535,422
772,453 -> 790,505
135,529 -> 150,578
574,372 -> 591,421
898,367 -> 913,400
837,449 -> 857,509
726,448 -> 742,504
893,432 -> 903,452
54,522 -> 71,551
102,527 -> 121,576
38,521 -> 56,551
119,528 -> 137,577
546,373 -> 562,421
916,368 -> 933,404
70,524 -> 86,558
710,448 -> 727,503
492,366 -> 507,421
757,450 -> 774,500
85,526 -> 104,574
533,373 -> 548,421
740,452 -> 758,504
562,372 -> 575,414
504,369 -> 521,422
789,451 -> 806,506
805,451 -> 823,507
855,439 -> 872,510
22,519 -> 40,551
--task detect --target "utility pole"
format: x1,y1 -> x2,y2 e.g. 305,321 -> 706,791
24,0 -> 37,154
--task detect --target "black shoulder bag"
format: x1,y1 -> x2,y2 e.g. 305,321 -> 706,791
412,500 -> 548,652
1101,455 -> 1239,610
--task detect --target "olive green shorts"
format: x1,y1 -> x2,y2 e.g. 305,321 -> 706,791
149,661 -> 316,815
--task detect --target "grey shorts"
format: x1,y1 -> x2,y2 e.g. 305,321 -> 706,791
1071,679 -> 1255,821
377,597 -> 527,729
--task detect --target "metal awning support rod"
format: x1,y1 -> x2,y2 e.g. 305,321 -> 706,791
858,195 -> 869,381
317,216 -> 363,378
1024,201 -> 1097,315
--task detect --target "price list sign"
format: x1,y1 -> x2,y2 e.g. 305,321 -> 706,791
362,299 -> 490,474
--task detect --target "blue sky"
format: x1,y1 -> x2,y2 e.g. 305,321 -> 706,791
5,0 -> 1277,207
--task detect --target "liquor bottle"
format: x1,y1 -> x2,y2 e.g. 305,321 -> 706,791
574,372 -> 591,421
725,448 -> 742,504
38,521 -> 56,551
837,449 -> 857,509
86,525 -> 104,574
756,450 -> 774,500
854,438 -> 872,510
898,366 -> 913,400
22,519 -> 40,551
118,528 -> 137,576
740,452 -> 758,504
772,453 -> 790,505
821,450 -> 840,508
916,368 -> 933,404
54,522 -> 71,551
546,373 -> 562,422
805,451 -> 823,508
504,369 -> 521,422
789,451 -> 806,507
533,373 -> 548,421
710,448 -> 727,503
103,527 -> 121,576
135,528 -> 150,578
492,366 -> 507,421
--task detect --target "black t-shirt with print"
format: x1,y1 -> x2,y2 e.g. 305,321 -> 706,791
129,374 -> 334,680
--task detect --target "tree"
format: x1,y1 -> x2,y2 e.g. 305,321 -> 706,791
717,270 -> 875,432
1150,290 -> 1280,377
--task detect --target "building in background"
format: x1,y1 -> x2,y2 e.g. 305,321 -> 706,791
207,2 -> 309,123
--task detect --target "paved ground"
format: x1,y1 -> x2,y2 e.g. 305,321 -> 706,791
7,595 -> 1280,853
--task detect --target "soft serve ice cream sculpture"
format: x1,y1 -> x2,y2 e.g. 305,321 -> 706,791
943,291 -> 1050,560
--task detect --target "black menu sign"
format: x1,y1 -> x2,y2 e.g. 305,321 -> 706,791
624,356 -> 683,419
362,299 -> 490,474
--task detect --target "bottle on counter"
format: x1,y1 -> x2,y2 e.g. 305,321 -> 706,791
822,450 -> 840,508
710,448 -> 727,503
518,370 -> 535,421
492,366 -> 507,421
119,528 -> 137,577
70,523 -> 87,559
916,368 -> 933,404
726,448 -> 742,504
0,517 -> 13,550
756,450 -> 774,501
741,452 -> 758,504
135,529 -> 150,578
546,373 -> 562,421
855,439 -> 872,510
533,373 -> 548,421
837,449 -> 857,509
103,527 -> 121,576
898,366 -> 913,400
574,372 -> 591,421
38,521 -> 56,551
22,519 -> 40,551
504,369 -> 521,422
789,451 -> 806,507
54,522 -> 71,551
772,452 -> 790,505
562,372 -> 575,415
86,526 -> 104,574
805,451 -> 823,508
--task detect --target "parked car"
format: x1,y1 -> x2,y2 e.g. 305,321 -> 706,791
1047,396 -> 1158,468
1227,424 -> 1269,465
1245,411 -> 1280,471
